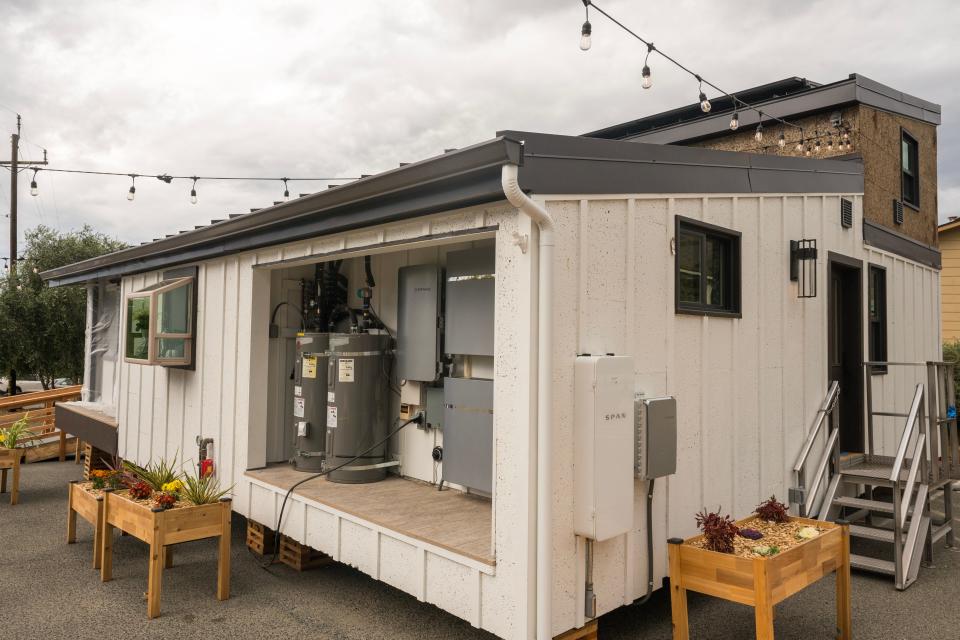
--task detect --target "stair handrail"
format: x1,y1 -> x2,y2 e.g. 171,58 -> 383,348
890,384 -> 925,484
899,432 -> 926,530
804,428 -> 840,517
794,380 -> 840,473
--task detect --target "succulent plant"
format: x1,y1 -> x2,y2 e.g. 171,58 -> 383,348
695,508 -> 739,553
154,492 -> 178,510
755,495 -> 790,523
128,480 -> 153,501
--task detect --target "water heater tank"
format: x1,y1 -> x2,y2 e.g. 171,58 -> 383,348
325,333 -> 392,483
293,333 -> 329,472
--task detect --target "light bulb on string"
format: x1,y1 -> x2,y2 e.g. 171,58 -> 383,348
814,139 -> 821,153
778,131 -> 786,148
127,175 -> 136,202
30,169 -> 39,196
641,43 -> 654,89
754,123 -> 764,143
283,178 -> 290,201
729,112 -> 739,131
805,145 -> 812,157
190,177 -> 198,205
827,138 -> 833,151
580,3 -> 592,51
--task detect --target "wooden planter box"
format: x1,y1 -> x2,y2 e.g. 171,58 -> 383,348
67,480 -> 107,568
668,516 -> 851,640
100,489 -> 232,619
0,448 -> 21,505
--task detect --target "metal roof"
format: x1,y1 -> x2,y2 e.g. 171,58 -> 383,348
585,74 -> 941,144
42,131 -> 864,286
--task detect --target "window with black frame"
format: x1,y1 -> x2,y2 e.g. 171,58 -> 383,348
675,217 -> 741,316
901,130 -> 919,208
868,265 -> 887,374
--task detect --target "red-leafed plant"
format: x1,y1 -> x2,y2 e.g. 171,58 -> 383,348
128,481 -> 153,501
153,492 -> 177,510
695,508 -> 739,553
755,495 -> 790,523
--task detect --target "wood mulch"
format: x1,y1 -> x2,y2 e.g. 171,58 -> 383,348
688,518 -> 826,559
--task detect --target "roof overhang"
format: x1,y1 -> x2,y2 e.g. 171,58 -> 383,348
43,131 -> 864,286
586,74 -> 941,144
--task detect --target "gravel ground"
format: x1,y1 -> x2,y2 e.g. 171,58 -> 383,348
2,460 -> 959,639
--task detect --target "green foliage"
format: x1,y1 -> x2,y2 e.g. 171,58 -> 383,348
943,340 -> 960,398
0,413 -> 30,448
180,473 -> 233,506
0,225 -> 127,389
123,454 -> 183,491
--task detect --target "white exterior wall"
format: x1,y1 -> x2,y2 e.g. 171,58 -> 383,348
112,190 -> 940,640
543,193 -> 941,635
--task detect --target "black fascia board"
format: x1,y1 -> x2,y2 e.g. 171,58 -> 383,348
42,136 -> 523,286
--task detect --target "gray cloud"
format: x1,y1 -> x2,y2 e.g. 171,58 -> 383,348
1,0 -> 958,255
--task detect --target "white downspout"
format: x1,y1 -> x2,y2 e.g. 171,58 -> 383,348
502,163 -> 555,640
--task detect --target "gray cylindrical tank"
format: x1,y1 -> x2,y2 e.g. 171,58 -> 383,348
325,333 -> 392,483
293,333 -> 329,472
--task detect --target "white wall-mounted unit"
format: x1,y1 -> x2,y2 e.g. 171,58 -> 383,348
573,354 -> 635,541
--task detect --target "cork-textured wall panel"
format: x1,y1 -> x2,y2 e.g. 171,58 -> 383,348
688,105 -> 938,246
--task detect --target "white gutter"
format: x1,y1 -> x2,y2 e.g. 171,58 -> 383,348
502,162 -> 555,640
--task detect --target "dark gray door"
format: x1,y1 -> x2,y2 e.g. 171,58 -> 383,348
828,257 -> 864,453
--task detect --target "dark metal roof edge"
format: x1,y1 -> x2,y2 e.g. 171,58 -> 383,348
587,73 -> 940,143
41,136 -> 523,283
863,219 -> 941,269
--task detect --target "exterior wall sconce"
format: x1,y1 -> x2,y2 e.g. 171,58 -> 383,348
790,239 -> 818,298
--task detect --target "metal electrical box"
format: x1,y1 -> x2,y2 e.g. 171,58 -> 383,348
442,377 -> 493,493
574,355 -> 634,541
397,265 -> 442,381
445,247 -> 495,356
635,396 -> 677,479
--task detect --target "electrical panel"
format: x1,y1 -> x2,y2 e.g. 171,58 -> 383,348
634,396 -> 677,479
444,247 -> 495,356
573,355 -> 635,541
397,265 -> 442,381
442,377 -> 493,493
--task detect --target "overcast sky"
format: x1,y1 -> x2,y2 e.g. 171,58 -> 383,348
2,0 -> 958,257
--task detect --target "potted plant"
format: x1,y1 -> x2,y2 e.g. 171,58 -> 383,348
668,496 -> 851,640
1,413 -> 31,504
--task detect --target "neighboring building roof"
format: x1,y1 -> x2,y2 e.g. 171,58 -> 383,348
585,73 -> 941,144
938,218 -> 960,234
42,131 -> 864,287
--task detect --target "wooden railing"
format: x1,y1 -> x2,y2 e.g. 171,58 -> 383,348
0,385 -> 83,461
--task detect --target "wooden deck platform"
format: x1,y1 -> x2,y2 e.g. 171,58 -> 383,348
245,464 -> 494,566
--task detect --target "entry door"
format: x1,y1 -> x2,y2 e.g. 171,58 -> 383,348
828,258 -> 864,453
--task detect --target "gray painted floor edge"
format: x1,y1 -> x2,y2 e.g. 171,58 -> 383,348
3,461 -> 960,639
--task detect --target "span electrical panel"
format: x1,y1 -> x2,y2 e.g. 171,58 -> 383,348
634,396 -> 677,479
442,377 -> 493,493
397,265 -> 442,381
573,355 -> 635,541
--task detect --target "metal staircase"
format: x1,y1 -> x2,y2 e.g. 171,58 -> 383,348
791,362 -> 959,590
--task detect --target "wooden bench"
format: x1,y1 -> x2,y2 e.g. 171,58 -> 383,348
0,386 -> 83,463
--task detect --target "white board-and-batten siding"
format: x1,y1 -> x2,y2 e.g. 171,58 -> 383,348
113,191 -> 938,640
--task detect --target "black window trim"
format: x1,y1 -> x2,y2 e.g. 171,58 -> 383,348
674,215 -> 742,318
900,127 -> 920,211
868,263 -> 888,375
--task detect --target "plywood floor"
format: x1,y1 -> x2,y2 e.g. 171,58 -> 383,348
246,464 -> 494,565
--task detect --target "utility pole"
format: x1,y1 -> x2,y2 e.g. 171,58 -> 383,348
0,114 -> 48,395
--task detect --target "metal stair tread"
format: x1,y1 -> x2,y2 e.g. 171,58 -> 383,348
849,554 -> 896,575
848,524 -> 896,542
832,496 -> 895,513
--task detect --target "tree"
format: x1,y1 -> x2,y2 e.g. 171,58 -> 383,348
0,225 -> 127,391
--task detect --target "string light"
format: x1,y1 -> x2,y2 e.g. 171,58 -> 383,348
827,137 -> 833,151
805,145 -> 812,157
30,169 -> 39,196
190,177 -> 198,205
127,175 -> 136,202
778,131 -> 786,148
580,1 -> 592,51
282,178 -> 290,201
754,122 -> 764,143
697,77 -> 711,113
729,112 -> 739,131
577,1 -> 804,138
641,43 -> 654,89
814,138 -> 821,154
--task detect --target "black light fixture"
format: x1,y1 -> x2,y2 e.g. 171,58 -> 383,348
790,239 -> 818,298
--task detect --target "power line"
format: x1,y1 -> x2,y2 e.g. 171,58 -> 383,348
579,0 -> 808,143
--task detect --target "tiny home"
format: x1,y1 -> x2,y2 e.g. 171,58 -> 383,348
45,117 -> 942,636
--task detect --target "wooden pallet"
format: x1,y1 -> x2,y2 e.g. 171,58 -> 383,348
279,534 -> 332,571
246,520 -> 276,556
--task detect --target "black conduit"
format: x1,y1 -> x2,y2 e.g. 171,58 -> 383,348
633,477 -> 656,606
